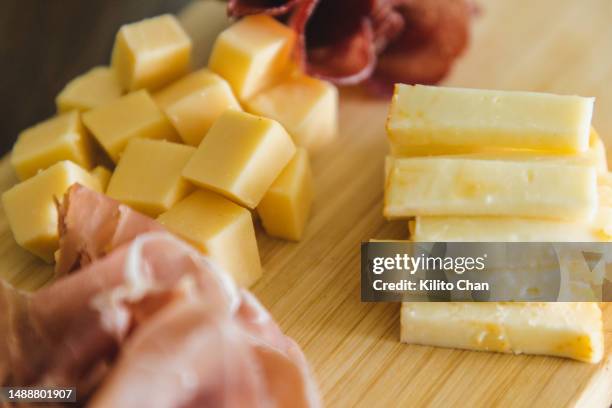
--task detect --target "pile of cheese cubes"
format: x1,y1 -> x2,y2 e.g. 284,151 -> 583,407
2,14 -> 338,288
384,84 -> 611,242
384,85 -> 609,363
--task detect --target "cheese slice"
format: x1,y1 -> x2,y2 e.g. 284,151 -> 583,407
400,302 -> 603,363
390,128 -> 608,174
384,157 -> 598,220
387,85 -> 594,154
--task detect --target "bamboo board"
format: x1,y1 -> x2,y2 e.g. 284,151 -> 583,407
2,0 -> 612,406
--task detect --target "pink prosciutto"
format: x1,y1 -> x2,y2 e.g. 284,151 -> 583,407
227,0 -> 471,90
1,186 -> 319,407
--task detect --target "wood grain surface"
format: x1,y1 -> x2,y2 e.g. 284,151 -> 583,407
2,0 -> 612,407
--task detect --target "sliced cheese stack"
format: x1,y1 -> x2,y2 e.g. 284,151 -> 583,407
384,84 -> 606,363
3,13 -> 330,288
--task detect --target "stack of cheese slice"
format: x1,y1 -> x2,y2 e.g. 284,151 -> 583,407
384,84 -> 606,363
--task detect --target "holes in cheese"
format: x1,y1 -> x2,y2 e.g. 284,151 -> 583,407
157,190 -> 262,287
387,85 -> 594,154
384,157 -> 598,220
82,90 -> 180,163
56,67 -> 123,113
245,74 -> 338,151
1,161 -> 101,262
11,111 -> 95,181
258,148 -> 314,241
154,69 -> 242,146
106,139 -> 195,217
400,302 -> 604,363
111,14 -> 192,92
209,15 -> 296,100
182,110 -> 296,209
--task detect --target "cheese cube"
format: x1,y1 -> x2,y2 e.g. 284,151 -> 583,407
384,157 -> 598,220
2,161 -> 101,262
111,14 -> 192,92
246,74 -> 338,150
387,85 -> 594,154
183,110 -> 296,208
589,128 -> 608,173
11,111 -> 94,180
257,148 -> 314,240
157,190 -> 261,287
154,69 -> 242,146
400,302 -> 603,363
56,67 -> 122,113
107,139 -> 195,217
91,166 -> 112,192
82,90 -> 179,162
209,15 -> 295,100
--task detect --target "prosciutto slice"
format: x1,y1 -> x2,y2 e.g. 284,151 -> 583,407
1,186 -> 319,407
227,0 -> 471,89
55,183 -> 165,277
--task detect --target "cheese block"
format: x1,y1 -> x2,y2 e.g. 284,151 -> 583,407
209,15 -> 295,100
106,139 -> 195,217
2,161 -> 101,262
257,148 -> 314,240
111,14 -> 192,92
91,166 -> 112,192
82,90 -> 179,162
390,128 -> 608,174
157,190 -> 262,287
245,74 -> 338,151
154,68 -> 242,146
400,302 -> 604,363
11,111 -> 95,181
384,157 -> 598,220
182,110 -> 296,209
56,66 -> 122,113
387,85 -> 594,154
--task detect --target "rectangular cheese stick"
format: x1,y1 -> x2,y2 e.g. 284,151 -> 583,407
384,157 -> 598,220
387,85 -> 594,154
409,172 -> 612,242
390,128 -> 608,174
400,302 -> 604,363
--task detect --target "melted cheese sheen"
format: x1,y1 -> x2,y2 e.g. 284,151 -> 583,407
400,303 -> 603,363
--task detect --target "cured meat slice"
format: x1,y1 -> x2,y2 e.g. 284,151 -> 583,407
228,0 -> 302,17
55,183 -> 165,277
370,0 -> 471,93
2,231 -> 319,406
290,0 -> 377,84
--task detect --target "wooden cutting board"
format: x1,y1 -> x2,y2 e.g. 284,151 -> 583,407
1,0 -> 612,406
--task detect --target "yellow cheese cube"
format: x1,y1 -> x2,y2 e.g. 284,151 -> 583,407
384,157 -> 598,220
2,161 -> 101,262
107,139 -> 195,217
82,90 -> 179,162
209,15 -> 295,100
246,74 -> 338,151
11,111 -> 94,181
183,110 -> 296,208
387,85 -> 594,154
56,66 -> 122,113
91,166 -> 112,192
158,190 -> 262,287
154,69 -> 242,146
258,148 -> 314,240
111,14 -> 192,92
